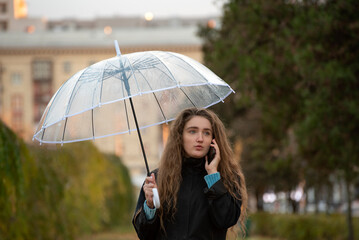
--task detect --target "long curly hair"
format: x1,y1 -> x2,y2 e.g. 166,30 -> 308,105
157,108 -> 248,235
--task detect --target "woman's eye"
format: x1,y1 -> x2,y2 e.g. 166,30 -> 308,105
189,130 -> 196,134
204,132 -> 211,136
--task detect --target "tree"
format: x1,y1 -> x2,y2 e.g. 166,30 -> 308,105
295,1 -> 359,238
200,0 -> 304,211
200,0 -> 359,238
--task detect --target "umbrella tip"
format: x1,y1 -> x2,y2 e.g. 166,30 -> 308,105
114,40 -> 121,56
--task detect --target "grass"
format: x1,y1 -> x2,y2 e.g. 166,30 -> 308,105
78,231 -> 278,240
77,224 -> 279,240
77,232 -> 137,240
246,237 -> 280,240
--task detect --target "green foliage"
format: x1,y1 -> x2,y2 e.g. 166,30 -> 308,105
294,0 -> 359,183
199,0 -> 308,204
104,154 -> 134,227
0,120 -> 134,240
199,0 -> 359,213
0,121 -> 29,239
250,212 -> 359,240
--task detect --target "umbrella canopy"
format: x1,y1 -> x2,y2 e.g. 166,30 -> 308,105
33,47 -> 234,145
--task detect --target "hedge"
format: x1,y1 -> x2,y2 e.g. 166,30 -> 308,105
249,212 -> 359,240
0,121 -> 134,240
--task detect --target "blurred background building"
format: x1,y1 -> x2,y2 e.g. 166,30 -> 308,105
0,0 -> 219,186
1,0 -> 358,219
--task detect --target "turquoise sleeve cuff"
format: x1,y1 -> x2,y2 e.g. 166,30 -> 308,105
204,172 -> 221,188
143,200 -> 156,220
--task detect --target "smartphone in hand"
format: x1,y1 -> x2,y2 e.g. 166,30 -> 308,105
207,146 -> 216,164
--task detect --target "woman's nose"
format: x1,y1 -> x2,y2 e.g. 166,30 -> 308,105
196,133 -> 203,142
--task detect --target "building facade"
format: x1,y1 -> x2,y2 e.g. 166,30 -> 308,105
0,0 -> 207,186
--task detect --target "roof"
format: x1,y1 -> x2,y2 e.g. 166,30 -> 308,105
0,26 -> 203,50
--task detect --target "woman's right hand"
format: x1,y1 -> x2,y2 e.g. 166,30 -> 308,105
143,173 -> 157,209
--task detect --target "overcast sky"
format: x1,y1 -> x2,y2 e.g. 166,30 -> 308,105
26,0 -> 225,20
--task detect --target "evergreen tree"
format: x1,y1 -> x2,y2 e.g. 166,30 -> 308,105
200,0 -> 359,238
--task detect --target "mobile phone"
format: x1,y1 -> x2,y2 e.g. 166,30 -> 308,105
207,146 -> 216,164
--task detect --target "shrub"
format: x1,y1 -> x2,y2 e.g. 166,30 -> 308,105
250,212 -> 359,240
0,121 -> 134,240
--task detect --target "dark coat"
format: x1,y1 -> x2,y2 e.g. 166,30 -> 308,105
132,157 -> 242,240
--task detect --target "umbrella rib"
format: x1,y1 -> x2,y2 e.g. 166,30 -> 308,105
152,92 -> 167,122
135,69 -> 167,122
148,52 -> 179,86
106,60 -> 134,81
133,65 -> 175,85
38,119 -> 176,144
130,55 -> 178,86
61,117 -> 68,143
131,57 -> 160,69
121,80 -> 131,133
165,52 -> 223,102
40,127 -> 46,143
39,71 -> 77,129
180,87 -> 197,108
126,55 -> 168,127
91,109 -> 95,139
125,55 -> 167,127
125,56 -> 142,94
127,56 -> 167,121
134,52 -> 197,111
64,67 -> 91,117
99,61 -> 107,105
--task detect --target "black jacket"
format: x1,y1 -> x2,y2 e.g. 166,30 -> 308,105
132,157 -> 242,240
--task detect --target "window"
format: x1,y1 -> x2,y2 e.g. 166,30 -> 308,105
0,3 -> 7,14
33,60 -> 52,81
33,81 -> 52,122
32,60 -> 52,122
11,72 -> 22,85
0,21 -> 7,31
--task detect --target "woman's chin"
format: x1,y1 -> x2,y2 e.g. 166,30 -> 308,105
188,152 -> 206,159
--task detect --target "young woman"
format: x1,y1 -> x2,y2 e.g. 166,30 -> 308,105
132,108 -> 247,239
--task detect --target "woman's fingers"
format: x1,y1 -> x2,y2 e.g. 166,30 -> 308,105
145,173 -> 156,185
143,173 -> 157,208
205,139 -> 221,174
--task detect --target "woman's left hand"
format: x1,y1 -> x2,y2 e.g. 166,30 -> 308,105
205,138 -> 221,175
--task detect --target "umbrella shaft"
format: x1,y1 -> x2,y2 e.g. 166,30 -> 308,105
129,97 -> 151,176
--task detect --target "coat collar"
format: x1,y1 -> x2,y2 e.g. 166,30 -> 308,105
182,156 -> 206,174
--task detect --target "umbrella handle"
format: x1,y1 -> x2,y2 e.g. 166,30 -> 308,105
152,188 -> 160,208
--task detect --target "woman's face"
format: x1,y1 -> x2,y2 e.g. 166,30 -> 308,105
182,116 -> 213,158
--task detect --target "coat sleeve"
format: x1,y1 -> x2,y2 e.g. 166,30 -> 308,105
204,179 -> 242,229
132,183 -> 160,240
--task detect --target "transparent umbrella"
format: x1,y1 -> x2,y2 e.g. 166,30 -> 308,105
33,40 -> 235,207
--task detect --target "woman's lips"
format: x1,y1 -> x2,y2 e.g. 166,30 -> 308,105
195,146 -> 203,150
